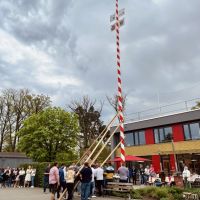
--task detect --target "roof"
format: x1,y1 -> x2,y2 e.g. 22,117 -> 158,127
111,108 -> 200,133
0,152 -> 29,158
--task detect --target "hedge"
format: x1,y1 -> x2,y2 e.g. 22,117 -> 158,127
19,162 -> 73,187
130,187 -> 200,200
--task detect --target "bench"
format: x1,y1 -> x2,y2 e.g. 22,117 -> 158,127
103,182 -> 133,200
183,192 -> 199,200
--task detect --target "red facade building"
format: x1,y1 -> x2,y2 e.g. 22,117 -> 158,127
112,109 -> 200,174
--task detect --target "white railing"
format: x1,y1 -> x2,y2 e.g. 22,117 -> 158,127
124,98 -> 200,123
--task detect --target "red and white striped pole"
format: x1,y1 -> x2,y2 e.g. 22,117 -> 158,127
115,0 -> 125,162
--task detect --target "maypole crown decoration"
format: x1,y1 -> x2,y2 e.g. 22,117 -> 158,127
110,0 -> 125,162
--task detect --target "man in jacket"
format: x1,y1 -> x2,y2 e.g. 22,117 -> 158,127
80,162 -> 92,200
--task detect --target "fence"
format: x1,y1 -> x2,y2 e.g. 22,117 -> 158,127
124,98 -> 200,123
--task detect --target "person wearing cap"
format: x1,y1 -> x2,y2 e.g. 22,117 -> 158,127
65,165 -> 75,200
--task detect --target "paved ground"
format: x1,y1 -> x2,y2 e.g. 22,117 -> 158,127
0,188 -> 123,200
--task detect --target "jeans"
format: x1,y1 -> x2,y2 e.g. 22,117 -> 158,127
144,175 -> 149,185
31,176 -> 35,187
43,176 -> 49,192
90,181 -> 95,196
140,174 -> 145,184
81,182 -> 91,200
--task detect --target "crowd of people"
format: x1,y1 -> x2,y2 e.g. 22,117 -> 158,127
44,162 -> 107,200
0,166 -> 36,188
0,161 -> 197,200
43,162 -> 158,200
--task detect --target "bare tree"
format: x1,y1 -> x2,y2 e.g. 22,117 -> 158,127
0,95 -> 11,152
68,96 -> 105,150
106,93 -> 127,121
0,88 -> 51,152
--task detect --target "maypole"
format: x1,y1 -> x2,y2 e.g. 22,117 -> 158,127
115,0 -> 125,163
110,0 -> 125,162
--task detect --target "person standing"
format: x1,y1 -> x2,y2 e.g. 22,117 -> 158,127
118,163 -> 129,183
149,164 -> 156,177
105,163 -> 114,184
80,162 -> 92,200
132,166 -> 137,185
49,162 -> 60,200
57,164 -> 66,199
128,166 -> 133,183
24,165 -> 32,187
4,167 -> 11,187
65,165 -> 75,200
182,166 -> 191,188
139,165 -> 145,185
90,164 -> 96,198
144,165 -> 150,184
94,163 -> 104,197
14,168 -> 20,188
44,164 -> 51,193
31,168 -> 36,188
19,168 -> 26,188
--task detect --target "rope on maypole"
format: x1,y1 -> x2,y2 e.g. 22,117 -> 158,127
115,0 -> 125,162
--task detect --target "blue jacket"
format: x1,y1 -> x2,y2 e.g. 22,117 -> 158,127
59,167 -> 65,183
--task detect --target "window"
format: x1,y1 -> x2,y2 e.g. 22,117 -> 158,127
183,125 -> 190,140
164,127 -> 173,141
183,122 -> 200,140
124,130 -> 146,146
134,132 -> 139,145
154,129 -> 159,144
125,132 -> 134,147
139,131 -> 145,145
159,128 -> 165,142
190,123 -> 200,139
154,126 -> 172,143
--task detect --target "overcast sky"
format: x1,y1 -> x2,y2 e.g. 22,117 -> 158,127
0,0 -> 200,122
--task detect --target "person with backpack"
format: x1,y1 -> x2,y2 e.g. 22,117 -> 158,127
57,164 -> 66,199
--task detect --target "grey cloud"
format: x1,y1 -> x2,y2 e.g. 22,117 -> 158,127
0,0 -> 200,122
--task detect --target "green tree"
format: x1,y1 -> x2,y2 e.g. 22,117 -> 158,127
17,107 -> 79,162
192,101 -> 200,110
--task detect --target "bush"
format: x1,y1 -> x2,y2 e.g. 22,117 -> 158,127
130,190 -> 142,199
131,186 -> 185,200
156,188 -> 169,199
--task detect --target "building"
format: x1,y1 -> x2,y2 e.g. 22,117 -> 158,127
111,109 -> 200,174
0,152 -> 32,168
